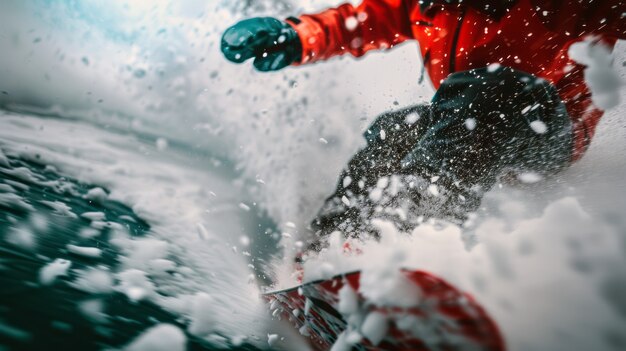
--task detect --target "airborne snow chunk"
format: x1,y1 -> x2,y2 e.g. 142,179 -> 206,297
529,120 -> 548,134
125,324 -> 186,351
39,258 -> 72,285
361,311 -> 388,345
67,244 -> 102,258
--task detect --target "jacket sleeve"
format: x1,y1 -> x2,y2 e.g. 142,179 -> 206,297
533,0 -> 626,40
286,0 -> 415,65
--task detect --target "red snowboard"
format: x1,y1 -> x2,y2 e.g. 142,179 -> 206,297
264,270 -> 505,350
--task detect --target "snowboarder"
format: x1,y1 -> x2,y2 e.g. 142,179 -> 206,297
221,0 -> 625,251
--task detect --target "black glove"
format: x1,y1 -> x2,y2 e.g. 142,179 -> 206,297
221,17 -> 302,72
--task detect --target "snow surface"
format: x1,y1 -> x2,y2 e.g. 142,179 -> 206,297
0,1 -> 625,350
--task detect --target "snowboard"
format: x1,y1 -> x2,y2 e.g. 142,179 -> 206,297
264,269 -> 505,350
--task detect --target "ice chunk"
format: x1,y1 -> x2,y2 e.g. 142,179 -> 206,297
39,258 -> 72,285
67,244 -> 102,258
361,311 -> 388,345
125,324 -> 186,351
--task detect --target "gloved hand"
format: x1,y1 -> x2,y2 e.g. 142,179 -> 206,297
221,17 -> 302,72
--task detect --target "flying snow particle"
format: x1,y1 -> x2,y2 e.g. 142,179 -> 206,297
39,259 -> 72,285
464,118 -> 477,131
341,196 -> 351,206
125,324 -> 186,351
156,138 -> 168,151
319,137 -> 329,144
427,184 -> 440,196
78,299 -> 107,323
196,223 -> 210,240
239,236 -> 250,246
517,172 -> 543,184
7,226 -> 35,249
404,112 -> 420,125
361,312 -> 388,346
84,187 -> 107,203
337,283 -> 359,315
529,120 -> 548,134
345,17 -> 358,31
71,267 -> 114,294
239,203 -> 250,211
267,334 -> 280,347
487,63 -> 502,72
67,244 -> 102,258
343,176 -> 352,188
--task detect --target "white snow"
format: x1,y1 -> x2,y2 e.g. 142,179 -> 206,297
464,118 -> 476,130
71,267 -> 114,294
404,112 -> 420,125
39,259 -> 72,285
81,211 -> 106,221
529,120 -> 548,134
78,299 -> 107,323
116,269 -> 156,302
124,324 -> 186,351
569,39 -> 623,109
344,17 -> 358,31
6,226 -> 35,250
337,283 -> 359,315
84,187 -> 108,203
66,244 -> 102,258
360,311 -> 388,346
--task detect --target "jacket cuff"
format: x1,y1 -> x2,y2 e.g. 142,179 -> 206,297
285,15 -> 326,65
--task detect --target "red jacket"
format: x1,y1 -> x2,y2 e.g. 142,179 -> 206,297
287,0 -> 625,161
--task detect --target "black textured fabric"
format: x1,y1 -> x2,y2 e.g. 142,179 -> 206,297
308,66 -> 572,251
